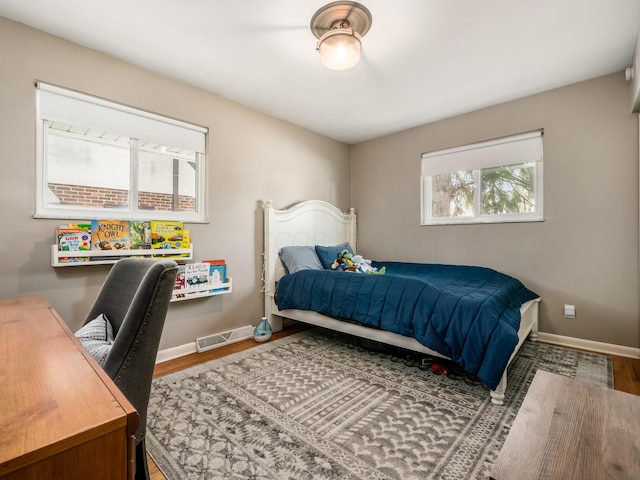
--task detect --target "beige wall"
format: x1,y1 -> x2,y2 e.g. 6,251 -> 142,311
2,16 -> 638,352
0,17 -> 351,350
351,73 -> 639,348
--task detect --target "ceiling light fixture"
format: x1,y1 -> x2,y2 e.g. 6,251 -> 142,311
310,1 -> 372,71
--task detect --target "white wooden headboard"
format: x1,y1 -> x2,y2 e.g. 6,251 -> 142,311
262,199 -> 356,330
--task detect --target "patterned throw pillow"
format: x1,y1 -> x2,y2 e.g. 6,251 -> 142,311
75,313 -> 114,367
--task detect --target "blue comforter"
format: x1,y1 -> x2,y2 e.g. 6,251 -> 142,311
275,262 -> 539,390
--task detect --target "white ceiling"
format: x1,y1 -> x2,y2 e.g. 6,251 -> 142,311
1,0 -> 639,144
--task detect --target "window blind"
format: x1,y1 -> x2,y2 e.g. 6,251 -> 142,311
37,82 -> 207,153
421,130 -> 543,177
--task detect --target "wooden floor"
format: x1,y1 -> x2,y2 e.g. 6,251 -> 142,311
148,325 -> 640,480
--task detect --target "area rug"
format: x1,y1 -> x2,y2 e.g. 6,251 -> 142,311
146,328 -> 613,480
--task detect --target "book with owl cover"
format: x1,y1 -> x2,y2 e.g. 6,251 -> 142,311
90,220 -> 131,251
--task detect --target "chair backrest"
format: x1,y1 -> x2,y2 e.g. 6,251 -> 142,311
83,258 -> 178,442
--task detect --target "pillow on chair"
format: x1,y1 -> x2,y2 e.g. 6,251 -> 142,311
75,313 -> 114,367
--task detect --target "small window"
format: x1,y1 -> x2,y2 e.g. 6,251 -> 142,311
35,82 -> 207,222
421,131 -> 543,225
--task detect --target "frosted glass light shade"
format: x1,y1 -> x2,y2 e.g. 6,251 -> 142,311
317,29 -> 362,71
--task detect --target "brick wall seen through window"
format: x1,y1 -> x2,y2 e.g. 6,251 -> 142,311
48,183 -> 196,212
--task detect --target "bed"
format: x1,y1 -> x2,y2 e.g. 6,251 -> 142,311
262,199 -> 540,405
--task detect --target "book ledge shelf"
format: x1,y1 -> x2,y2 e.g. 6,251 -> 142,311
51,244 -> 232,301
51,244 -> 194,267
171,278 -> 232,302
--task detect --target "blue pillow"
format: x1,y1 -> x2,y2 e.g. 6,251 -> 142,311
279,246 -> 323,274
315,242 -> 354,269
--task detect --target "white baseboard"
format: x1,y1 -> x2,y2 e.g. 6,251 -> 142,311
536,332 -> 640,359
156,342 -> 197,364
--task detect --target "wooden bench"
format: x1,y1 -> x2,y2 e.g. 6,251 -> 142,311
491,370 -> 640,479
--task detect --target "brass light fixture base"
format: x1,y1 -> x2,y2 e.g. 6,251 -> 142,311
310,1 -> 372,40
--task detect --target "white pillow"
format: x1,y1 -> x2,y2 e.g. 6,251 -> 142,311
75,313 -> 114,367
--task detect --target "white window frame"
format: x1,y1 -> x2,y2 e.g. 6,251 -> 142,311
35,82 -> 208,222
420,130 -> 544,225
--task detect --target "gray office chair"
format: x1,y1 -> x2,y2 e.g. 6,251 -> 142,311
82,258 -> 178,480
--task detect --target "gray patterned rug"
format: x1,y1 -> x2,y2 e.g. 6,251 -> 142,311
146,328 -> 613,480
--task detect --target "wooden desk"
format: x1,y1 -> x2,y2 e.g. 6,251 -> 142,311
491,370 -> 640,480
0,296 -> 138,479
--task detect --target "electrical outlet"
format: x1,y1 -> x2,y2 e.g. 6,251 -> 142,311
563,304 -> 576,318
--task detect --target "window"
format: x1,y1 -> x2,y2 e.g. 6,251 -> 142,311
421,130 -> 543,225
35,82 -> 207,222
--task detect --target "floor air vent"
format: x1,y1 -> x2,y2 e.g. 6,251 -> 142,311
196,325 -> 254,353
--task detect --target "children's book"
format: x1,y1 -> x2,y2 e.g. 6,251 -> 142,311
171,265 -> 187,300
184,262 -> 211,293
57,224 -> 92,263
129,221 -> 151,250
90,220 -> 131,251
150,220 -> 183,245
203,259 -> 227,292
150,221 -> 189,257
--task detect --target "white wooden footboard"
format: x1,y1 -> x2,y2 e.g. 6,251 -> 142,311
489,297 -> 540,405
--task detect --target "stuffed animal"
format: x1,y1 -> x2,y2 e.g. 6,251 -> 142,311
355,254 -> 386,274
331,250 -> 358,272
332,250 -> 385,274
